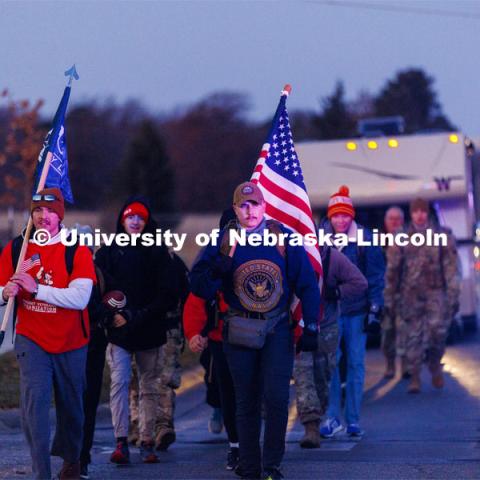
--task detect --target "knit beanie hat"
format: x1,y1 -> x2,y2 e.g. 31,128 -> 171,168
31,187 -> 64,220
327,185 -> 355,219
410,197 -> 429,214
121,202 -> 149,223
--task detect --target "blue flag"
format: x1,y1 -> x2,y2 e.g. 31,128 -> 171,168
33,86 -> 74,203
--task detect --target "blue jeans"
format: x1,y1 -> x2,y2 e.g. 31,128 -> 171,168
326,313 -> 366,425
224,317 -> 294,477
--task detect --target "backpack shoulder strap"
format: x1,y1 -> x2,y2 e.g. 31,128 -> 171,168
220,219 -> 238,256
265,219 -> 286,258
63,235 -> 79,276
11,235 -> 23,271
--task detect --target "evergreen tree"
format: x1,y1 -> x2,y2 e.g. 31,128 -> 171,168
313,81 -> 356,139
374,68 -> 455,133
120,119 -> 175,213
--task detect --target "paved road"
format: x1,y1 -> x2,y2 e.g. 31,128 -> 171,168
1,335 -> 479,479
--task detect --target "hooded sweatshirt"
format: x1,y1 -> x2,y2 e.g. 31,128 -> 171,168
94,195 -> 179,351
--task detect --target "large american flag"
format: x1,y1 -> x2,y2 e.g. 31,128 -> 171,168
251,86 -> 322,280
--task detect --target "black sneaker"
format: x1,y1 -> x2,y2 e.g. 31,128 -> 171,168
79,461 -> 89,479
263,468 -> 284,480
226,447 -> 239,470
235,465 -> 262,479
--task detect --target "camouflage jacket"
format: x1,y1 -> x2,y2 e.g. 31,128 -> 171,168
384,222 -> 460,312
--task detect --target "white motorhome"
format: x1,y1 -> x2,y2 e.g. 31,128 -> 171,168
297,131 -> 479,332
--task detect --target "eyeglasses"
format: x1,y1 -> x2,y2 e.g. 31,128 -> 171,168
32,194 -> 58,202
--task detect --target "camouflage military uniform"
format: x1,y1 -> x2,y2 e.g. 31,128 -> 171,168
381,243 -> 406,370
128,327 -> 183,445
155,327 -> 183,434
294,322 -> 339,424
384,223 -> 460,377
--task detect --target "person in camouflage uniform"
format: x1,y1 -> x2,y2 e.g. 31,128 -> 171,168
381,206 -> 406,379
294,245 -> 367,448
384,198 -> 460,393
128,252 -> 189,451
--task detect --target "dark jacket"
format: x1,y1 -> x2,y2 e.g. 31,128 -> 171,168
95,196 -> 179,351
321,246 -> 368,326
190,219 -> 320,329
321,219 -> 385,316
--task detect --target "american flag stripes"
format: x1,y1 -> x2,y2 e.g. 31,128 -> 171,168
19,254 -> 41,273
251,87 -> 322,279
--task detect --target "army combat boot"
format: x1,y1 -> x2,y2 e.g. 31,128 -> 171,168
407,373 -> 421,394
384,357 -> 396,379
300,420 -> 321,449
430,364 -> 445,389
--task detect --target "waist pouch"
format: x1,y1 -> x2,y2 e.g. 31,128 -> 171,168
225,309 -> 287,350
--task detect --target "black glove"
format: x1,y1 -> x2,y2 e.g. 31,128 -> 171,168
323,285 -> 340,302
296,325 -> 318,353
363,305 -> 383,335
211,254 -> 234,279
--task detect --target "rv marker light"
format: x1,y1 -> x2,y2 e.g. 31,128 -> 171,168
346,141 -> 357,151
449,134 -> 459,144
388,139 -> 399,148
367,140 -> 378,150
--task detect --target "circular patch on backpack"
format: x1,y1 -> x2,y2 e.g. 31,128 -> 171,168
233,259 -> 283,312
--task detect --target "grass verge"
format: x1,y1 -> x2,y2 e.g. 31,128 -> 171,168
0,345 -> 200,409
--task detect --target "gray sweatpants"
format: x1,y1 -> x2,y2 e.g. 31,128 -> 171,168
14,334 -> 87,480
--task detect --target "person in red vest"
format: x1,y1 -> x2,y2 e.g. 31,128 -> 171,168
183,291 -> 240,471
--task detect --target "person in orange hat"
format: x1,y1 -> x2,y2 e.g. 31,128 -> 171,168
318,186 -> 385,439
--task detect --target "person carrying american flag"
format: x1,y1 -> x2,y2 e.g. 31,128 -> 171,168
190,86 -> 321,480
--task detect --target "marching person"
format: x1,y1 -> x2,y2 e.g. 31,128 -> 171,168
190,182 -> 320,480
128,250 -> 189,452
95,196 -> 179,465
294,244 -> 367,448
385,198 -> 460,393
319,185 -> 385,438
0,188 -> 96,480
183,291 -> 240,471
381,206 -> 406,379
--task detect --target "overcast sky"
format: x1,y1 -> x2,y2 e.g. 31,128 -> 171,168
2,0 -> 479,135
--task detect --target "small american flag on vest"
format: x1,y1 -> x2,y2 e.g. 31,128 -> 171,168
19,254 -> 41,273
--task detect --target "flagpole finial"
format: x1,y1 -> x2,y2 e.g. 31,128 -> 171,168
64,65 -> 80,86
282,84 -> 292,96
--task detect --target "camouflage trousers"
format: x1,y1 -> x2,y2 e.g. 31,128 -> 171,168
130,328 -> 183,433
401,290 -> 450,375
294,322 -> 339,425
381,310 -> 407,361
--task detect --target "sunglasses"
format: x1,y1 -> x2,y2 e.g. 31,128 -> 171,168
32,194 -> 58,202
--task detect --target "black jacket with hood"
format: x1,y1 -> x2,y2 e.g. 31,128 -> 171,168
94,196 -> 179,351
